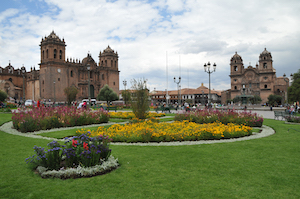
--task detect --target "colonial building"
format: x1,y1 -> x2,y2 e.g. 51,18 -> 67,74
221,48 -> 289,104
0,31 -> 120,102
149,83 -> 222,105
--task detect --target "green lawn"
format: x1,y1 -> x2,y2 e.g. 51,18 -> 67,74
0,114 -> 300,198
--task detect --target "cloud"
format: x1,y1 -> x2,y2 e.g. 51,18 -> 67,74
0,0 -> 300,92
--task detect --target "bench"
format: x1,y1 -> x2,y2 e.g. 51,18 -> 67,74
155,106 -> 171,113
94,105 -> 117,112
274,111 -> 291,120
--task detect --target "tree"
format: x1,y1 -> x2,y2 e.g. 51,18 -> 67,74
130,79 -> 149,119
0,90 -> 8,102
267,94 -> 282,106
121,90 -> 131,105
249,95 -> 262,104
64,86 -> 79,105
97,84 -> 118,105
288,69 -> 300,103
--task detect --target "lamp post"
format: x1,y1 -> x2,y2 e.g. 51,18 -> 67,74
174,76 -> 181,105
53,81 -> 56,104
21,66 -> 26,104
123,80 -> 127,90
87,64 -> 91,109
204,62 -> 216,107
283,73 -> 290,105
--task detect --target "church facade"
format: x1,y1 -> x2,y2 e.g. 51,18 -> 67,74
221,48 -> 289,104
0,31 -> 120,102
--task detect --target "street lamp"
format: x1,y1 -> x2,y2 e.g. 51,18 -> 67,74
174,76 -> 181,105
87,64 -> 91,109
123,80 -> 127,90
204,61 -> 216,107
53,81 -> 56,104
21,66 -> 26,104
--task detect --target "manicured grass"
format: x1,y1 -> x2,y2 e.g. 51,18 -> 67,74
1,114 -> 300,198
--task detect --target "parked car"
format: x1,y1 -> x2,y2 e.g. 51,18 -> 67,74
82,99 -> 97,106
25,100 -> 34,106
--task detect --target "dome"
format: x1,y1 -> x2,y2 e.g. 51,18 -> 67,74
82,53 -> 96,65
259,48 -> 272,60
230,52 -> 243,62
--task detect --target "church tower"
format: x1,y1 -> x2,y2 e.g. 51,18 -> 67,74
98,46 -> 119,94
229,52 -> 244,93
40,31 -> 66,64
39,31 -> 67,101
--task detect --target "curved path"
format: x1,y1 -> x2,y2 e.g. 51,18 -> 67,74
0,121 -> 275,146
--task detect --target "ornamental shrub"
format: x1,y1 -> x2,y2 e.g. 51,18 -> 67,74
174,109 -> 263,127
26,133 -> 112,171
12,106 -> 109,132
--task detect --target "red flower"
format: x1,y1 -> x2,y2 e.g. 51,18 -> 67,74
72,139 -> 78,147
83,142 -> 89,150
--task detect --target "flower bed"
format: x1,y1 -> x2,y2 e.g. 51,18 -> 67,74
79,120 -> 252,143
12,106 -> 109,132
25,133 -> 118,179
109,111 -> 165,119
174,109 -> 263,127
285,116 -> 300,123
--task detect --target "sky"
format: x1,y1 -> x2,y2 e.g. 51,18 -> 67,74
0,0 -> 299,92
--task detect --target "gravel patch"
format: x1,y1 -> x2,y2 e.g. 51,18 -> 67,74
0,122 -> 275,146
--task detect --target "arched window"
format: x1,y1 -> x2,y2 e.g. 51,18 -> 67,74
234,66 -> 238,71
264,84 -> 267,88
46,49 -> 48,58
263,63 -> 267,69
54,49 -> 57,59
234,86 -> 237,90
70,70 -> 73,77
59,50 -> 62,59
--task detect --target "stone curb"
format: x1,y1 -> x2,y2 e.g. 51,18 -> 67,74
0,122 -> 275,146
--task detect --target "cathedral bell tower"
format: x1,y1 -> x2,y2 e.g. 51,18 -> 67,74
40,31 -> 66,64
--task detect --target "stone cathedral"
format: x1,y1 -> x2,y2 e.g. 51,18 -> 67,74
221,48 -> 289,104
0,31 -> 120,102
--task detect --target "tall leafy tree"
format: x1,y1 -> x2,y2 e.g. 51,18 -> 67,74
0,90 -> 7,102
121,90 -> 131,105
267,94 -> 282,106
97,84 -> 118,105
64,86 -> 78,105
130,79 -> 149,119
288,69 -> 300,103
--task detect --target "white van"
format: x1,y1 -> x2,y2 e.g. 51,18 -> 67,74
82,99 -> 97,105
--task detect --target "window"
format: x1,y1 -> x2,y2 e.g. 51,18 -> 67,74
264,76 -> 267,80
105,60 -> 107,66
234,66 -> 238,71
70,70 -> 73,77
59,50 -> 62,59
102,74 -> 104,80
263,63 -> 267,69
46,49 -> 48,58
42,80 -> 44,84
264,84 -> 267,88
234,86 -> 237,90
249,83 -> 252,88
9,78 -> 12,82
111,60 -> 113,67
113,82 -> 115,85
58,78 -> 60,81
234,79 -> 237,82
115,61 -> 117,67
54,49 -> 57,59
42,50 -> 44,60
